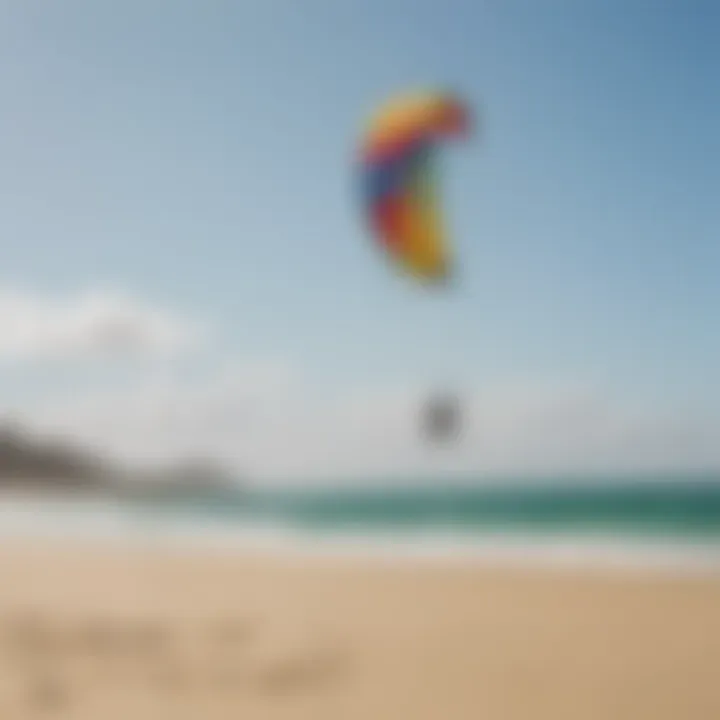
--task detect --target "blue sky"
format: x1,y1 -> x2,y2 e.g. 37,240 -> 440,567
0,1 -> 717,476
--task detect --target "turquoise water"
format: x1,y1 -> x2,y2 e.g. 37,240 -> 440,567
2,477 -> 717,569
155,475 -> 720,540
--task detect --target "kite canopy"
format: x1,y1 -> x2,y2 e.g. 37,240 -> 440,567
359,90 -> 471,284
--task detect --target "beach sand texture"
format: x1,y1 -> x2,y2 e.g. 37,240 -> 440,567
0,541 -> 718,719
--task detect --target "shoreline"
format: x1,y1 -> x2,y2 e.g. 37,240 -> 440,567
0,527 -> 718,578
0,494 -> 718,577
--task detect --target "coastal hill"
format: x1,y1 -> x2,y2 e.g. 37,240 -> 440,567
0,421 -> 237,499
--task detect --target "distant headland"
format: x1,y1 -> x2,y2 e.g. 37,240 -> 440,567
0,420 -> 239,500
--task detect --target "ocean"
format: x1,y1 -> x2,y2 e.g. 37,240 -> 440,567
1,476 -> 719,573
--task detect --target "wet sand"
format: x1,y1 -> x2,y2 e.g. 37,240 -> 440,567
0,540 -> 718,719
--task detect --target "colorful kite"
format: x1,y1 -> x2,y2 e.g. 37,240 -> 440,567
358,90 -> 471,285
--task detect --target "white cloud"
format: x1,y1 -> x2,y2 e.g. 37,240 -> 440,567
17,362 -> 720,486
0,286 -> 201,362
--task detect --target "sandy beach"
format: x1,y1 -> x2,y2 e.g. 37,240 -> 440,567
0,540 -> 718,719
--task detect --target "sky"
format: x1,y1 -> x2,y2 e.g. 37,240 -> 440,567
0,1 -> 717,484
